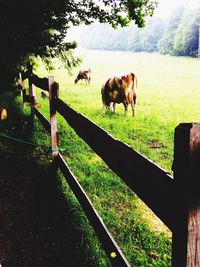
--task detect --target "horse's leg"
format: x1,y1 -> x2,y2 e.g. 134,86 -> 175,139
123,101 -> 128,116
131,94 -> 137,116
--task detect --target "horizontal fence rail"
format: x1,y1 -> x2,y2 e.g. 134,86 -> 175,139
33,107 -> 51,133
55,98 -> 176,231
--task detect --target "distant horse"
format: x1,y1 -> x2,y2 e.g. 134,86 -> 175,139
74,69 -> 91,84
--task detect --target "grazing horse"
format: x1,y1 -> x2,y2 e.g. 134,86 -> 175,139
74,69 -> 91,84
101,72 -> 138,116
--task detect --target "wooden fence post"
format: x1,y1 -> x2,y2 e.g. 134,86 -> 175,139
28,78 -> 35,116
48,76 -> 59,157
28,63 -> 40,113
172,123 -> 200,267
19,72 -> 27,108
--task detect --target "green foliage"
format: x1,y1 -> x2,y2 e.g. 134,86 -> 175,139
0,0 -> 156,93
78,4 -> 200,58
157,6 -> 185,55
79,17 -> 164,52
173,9 -> 200,56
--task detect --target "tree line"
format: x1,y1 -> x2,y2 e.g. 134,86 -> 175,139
78,5 -> 200,57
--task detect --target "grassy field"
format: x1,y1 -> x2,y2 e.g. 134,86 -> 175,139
37,49 -> 200,172
32,50 -> 200,266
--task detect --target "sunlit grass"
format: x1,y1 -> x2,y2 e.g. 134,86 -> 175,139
36,49 -> 200,172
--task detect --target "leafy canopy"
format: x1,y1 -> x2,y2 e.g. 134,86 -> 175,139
0,0 -> 157,91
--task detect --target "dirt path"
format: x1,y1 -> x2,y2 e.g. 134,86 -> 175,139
0,143 -> 94,267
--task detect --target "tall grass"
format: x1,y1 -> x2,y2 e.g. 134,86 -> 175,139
33,50 -> 200,266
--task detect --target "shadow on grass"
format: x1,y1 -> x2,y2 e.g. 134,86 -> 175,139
0,94 -> 97,267
0,162 -> 96,267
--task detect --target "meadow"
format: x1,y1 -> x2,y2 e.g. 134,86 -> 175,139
33,49 -> 200,266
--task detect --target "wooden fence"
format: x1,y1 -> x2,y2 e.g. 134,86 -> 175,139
20,71 -> 200,267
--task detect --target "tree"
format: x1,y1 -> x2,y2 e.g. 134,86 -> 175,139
78,16 -> 164,53
157,6 -> 185,55
0,0 -> 157,92
173,8 -> 200,57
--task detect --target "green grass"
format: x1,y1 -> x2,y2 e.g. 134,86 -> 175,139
31,50 -> 200,266
36,49 -> 200,172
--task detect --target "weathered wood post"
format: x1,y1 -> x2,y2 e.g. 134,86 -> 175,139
28,64 -> 39,114
19,72 -> 27,108
172,123 -> 200,267
48,76 -> 59,158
